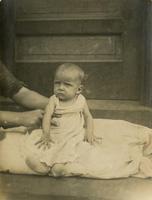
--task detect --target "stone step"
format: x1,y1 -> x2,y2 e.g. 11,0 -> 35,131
1,173 -> 152,200
88,100 -> 152,128
1,98 -> 152,128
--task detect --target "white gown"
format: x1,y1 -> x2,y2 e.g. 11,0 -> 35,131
21,95 -> 152,178
0,95 -> 152,178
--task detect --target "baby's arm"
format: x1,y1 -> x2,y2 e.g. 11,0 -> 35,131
35,97 -> 55,149
83,101 -> 95,144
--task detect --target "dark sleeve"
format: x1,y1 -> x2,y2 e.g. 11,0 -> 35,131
0,61 -> 24,97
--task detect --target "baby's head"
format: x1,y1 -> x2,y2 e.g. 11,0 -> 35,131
54,63 -> 85,101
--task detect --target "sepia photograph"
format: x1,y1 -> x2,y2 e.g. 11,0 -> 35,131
0,0 -> 152,199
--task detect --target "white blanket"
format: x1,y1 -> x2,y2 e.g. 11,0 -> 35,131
0,119 -> 152,178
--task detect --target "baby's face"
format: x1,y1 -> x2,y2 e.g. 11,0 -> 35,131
54,70 -> 81,101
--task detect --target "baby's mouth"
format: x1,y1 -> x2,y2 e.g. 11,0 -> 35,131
56,92 -> 65,97
57,91 -> 64,95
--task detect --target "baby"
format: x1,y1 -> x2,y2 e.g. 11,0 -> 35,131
26,63 -> 96,175
36,63 -> 95,149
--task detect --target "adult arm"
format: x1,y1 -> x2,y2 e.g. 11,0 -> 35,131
0,62 -> 48,127
0,61 -> 49,109
13,87 -> 48,109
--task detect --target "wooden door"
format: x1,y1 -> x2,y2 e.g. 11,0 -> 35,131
14,0 -> 144,100
0,1 -> 3,59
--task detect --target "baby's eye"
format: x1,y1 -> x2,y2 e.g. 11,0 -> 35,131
64,82 -> 72,86
54,81 -> 60,85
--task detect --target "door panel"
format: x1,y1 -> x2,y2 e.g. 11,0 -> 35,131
0,3 -> 2,58
15,0 -> 143,100
16,35 -> 122,61
16,0 -> 122,19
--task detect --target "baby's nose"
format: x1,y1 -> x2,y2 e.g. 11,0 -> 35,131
59,83 -> 64,90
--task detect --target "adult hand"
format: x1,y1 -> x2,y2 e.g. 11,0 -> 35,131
20,109 -> 44,128
20,110 -> 61,128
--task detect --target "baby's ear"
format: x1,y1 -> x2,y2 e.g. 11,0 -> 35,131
84,74 -> 88,82
77,84 -> 84,94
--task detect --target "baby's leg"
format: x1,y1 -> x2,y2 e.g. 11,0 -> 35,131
51,163 -> 85,177
138,157 -> 152,178
25,155 -> 50,175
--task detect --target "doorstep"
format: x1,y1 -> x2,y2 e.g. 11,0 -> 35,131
88,100 -> 152,128
1,98 -> 152,128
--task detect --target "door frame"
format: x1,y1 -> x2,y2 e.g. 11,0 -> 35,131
1,0 -> 15,71
2,0 -> 152,106
141,0 -> 152,106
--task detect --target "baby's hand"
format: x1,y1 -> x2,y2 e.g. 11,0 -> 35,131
84,131 -> 95,145
35,134 -> 54,150
51,113 -> 62,127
